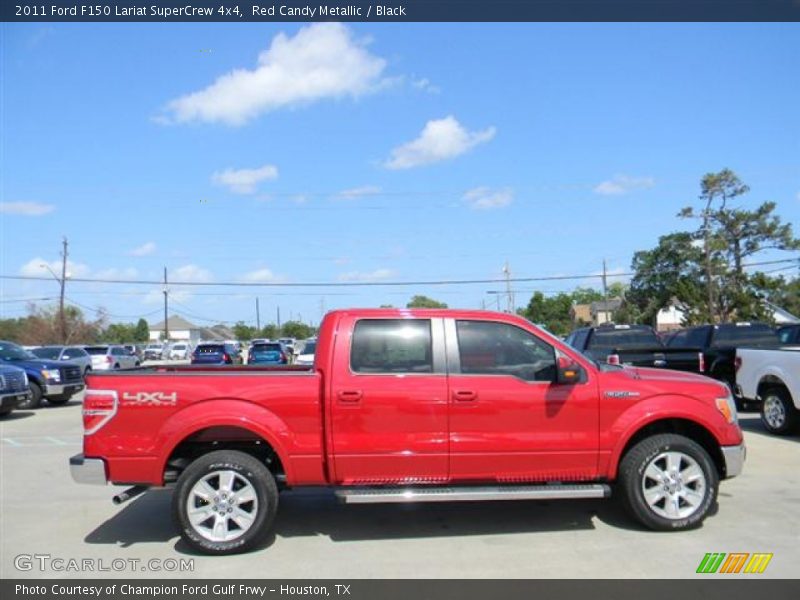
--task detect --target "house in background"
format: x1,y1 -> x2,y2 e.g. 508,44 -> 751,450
570,303 -> 592,325
590,299 -> 623,325
149,315 -> 204,344
656,298 -> 688,332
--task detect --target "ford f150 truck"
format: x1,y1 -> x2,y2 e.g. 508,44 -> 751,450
70,309 -> 745,555
736,347 -> 800,435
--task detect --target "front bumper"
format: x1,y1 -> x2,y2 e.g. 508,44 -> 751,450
70,453 -> 108,485
0,390 -> 31,410
43,382 -> 85,396
721,442 -> 746,478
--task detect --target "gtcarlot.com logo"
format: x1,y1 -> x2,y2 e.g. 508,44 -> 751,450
696,553 -> 773,574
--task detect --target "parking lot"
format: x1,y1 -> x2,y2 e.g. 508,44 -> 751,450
0,393 -> 797,580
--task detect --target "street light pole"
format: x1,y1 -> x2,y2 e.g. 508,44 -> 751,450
59,237 -> 68,343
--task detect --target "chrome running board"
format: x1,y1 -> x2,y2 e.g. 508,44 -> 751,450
336,483 -> 611,504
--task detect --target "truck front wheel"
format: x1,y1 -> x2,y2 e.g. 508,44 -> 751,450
172,450 -> 278,555
618,434 -> 718,531
760,386 -> 798,435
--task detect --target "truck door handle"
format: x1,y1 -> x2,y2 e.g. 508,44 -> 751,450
453,390 -> 477,402
338,390 -> 363,403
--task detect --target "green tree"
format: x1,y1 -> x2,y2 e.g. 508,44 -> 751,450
233,321 -> 258,341
570,287 -> 604,305
260,324 -> 279,340
406,295 -> 448,309
133,318 -> 150,342
281,321 -> 315,340
519,292 -> 574,335
625,232 -> 707,325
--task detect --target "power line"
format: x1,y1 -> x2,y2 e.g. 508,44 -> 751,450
2,257 -> 796,288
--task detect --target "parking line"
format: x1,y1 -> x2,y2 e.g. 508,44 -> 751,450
2,437 -> 21,446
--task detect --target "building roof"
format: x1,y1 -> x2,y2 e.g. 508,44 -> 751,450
149,315 -> 199,332
590,298 -> 623,314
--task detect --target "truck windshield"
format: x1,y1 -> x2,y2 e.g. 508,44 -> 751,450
590,329 -> 661,353
0,343 -> 36,361
31,347 -> 62,360
712,325 -> 778,347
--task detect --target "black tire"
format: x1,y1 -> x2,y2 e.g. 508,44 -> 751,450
84,367 -> 92,377
760,386 -> 798,435
618,433 -> 718,531
172,450 -> 278,555
18,381 -> 43,410
46,395 -> 71,406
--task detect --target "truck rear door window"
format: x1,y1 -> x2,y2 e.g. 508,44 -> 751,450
351,319 -> 433,374
456,320 -> 556,382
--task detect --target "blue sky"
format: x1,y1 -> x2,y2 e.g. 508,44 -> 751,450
2,23 -> 799,328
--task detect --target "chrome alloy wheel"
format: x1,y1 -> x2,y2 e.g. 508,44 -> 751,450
186,470 -> 259,542
641,451 -> 707,520
763,394 -> 786,430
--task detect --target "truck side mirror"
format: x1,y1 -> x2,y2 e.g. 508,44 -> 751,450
556,355 -> 583,384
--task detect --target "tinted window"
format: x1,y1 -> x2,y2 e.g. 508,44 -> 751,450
197,345 -> 224,354
569,330 -> 589,350
588,328 -> 661,353
669,328 -> 708,348
712,325 -> 778,347
351,319 -> 432,374
252,343 -> 282,352
301,341 -> 317,354
32,347 -> 62,360
64,347 -> 88,359
666,330 -> 688,347
777,326 -> 799,344
84,346 -> 110,355
456,320 -> 556,382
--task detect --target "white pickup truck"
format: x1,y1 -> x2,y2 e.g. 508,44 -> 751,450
736,347 -> 800,435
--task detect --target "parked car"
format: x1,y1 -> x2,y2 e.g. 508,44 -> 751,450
144,343 -> 165,361
71,308 -> 744,555
169,342 -> 192,360
776,324 -> 800,345
247,341 -> 289,365
736,346 -> 800,435
666,322 -> 780,406
123,344 -> 145,361
565,324 -> 702,372
0,340 -> 84,409
84,345 -> 141,371
278,337 -> 296,355
293,339 -> 317,366
191,342 -> 243,365
31,345 -> 93,376
0,363 -> 32,417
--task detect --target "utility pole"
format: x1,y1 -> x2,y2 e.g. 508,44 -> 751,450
255,298 -> 261,330
59,237 -> 68,343
503,261 -> 514,313
602,259 -> 608,303
277,306 -> 281,330
163,267 -> 169,341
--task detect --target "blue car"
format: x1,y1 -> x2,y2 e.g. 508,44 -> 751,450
0,363 -> 32,417
190,342 -> 242,365
0,340 -> 85,409
248,342 -> 289,365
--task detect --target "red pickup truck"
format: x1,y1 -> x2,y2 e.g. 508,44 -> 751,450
70,309 -> 745,554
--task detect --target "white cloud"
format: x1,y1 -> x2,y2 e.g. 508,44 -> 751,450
1,202 -> 55,216
463,187 -> 513,210
385,116 -> 496,170
172,264 -> 213,283
242,268 -> 277,283
336,185 -> 382,200
212,164 -> 278,194
161,23 -> 389,126
129,241 -> 156,257
411,77 -> 440,94
338,268 -> 395,282
20,258 -> 89,279
593,175 -> 655,196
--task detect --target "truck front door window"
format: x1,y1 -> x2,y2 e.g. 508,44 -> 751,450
455,320 -> 556,382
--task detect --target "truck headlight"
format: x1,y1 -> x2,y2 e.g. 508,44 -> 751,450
41,369 -> 61,382
715,392 -> 737,425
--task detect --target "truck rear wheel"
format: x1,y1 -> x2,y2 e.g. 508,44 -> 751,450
760,386 -> 798,435
172,450 -> 278,555
618,434 -> 718,531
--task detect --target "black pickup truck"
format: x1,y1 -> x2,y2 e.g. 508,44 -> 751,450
664,322 -> 780,405
565,324 -> 702,372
